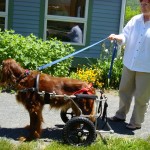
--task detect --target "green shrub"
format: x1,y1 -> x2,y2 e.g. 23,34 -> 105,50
125,6 -> 140,25
69,42 -> 123,89
95,56 -> 123,89
69,65 -> 104,88
0,30 -> 75,77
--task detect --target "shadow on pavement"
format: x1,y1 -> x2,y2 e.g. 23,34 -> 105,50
0,125 -> 64,142
107,121 -> 134,135
0,121 -> 135,143
0,127 -> 28,140
97,118 -> 134,136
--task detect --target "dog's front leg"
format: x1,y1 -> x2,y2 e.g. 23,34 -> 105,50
18,100 -> 44,142
27,101 -> 44,141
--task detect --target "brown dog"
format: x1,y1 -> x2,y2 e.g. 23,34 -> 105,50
0,58 -> 96,141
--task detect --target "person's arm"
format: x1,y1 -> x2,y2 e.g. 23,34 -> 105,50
108,34 -> 124,43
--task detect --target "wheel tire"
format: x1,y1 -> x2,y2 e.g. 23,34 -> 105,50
63,117 -> 96,146
60,108 -> 75,123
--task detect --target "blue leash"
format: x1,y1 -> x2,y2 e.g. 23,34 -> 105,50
108,40 -> 118,84
38,37 -> 108,70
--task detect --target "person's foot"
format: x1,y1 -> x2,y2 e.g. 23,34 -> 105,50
126,124 -> 141,130
108,116 -> 125,122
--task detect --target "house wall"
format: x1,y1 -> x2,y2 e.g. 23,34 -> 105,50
12,0 -> 41,37
10,0 -> 123,61
76,0 -> 122,58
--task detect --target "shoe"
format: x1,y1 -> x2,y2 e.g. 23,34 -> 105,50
108,116 -> 125,122
126,124 -> 141,130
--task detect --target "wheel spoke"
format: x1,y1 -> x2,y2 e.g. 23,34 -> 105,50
60,108 -> 75,123
63,117 -> 96,146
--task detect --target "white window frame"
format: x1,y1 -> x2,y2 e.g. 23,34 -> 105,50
44,0 -> 89,46
0,0 -> 8,29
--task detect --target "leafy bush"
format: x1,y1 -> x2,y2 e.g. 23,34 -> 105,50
0,30 -> 75,76
124,6 -> 140,25
70,56 -> 123,89
70,65 -> 104,88
95,56 -> 123,89
70,42 -> 123,89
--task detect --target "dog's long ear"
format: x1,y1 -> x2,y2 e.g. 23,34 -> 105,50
1,59 -> 24,84
9,59 -> 24,77
1,60 -> 12,83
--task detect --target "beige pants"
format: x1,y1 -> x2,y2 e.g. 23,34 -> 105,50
115,66 -> 150,126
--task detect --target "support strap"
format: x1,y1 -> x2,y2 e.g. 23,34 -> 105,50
19,74 -> 40,93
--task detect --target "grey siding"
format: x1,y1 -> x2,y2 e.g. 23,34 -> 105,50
12,0 -> 41,36
10,0 -> 123,60
77,0 -> 122,58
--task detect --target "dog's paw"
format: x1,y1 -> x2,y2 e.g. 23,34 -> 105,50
18,136 -> 34,142
18,136 -> 27,142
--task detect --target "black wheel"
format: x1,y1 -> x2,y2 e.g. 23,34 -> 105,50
60,108 -> 75,123
63,117 -> 96,146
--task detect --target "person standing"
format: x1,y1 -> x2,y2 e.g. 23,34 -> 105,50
67,24 -> 82,44
108,0 -> 150,130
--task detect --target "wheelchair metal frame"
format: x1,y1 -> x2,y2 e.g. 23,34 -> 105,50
38,90 -> 114,141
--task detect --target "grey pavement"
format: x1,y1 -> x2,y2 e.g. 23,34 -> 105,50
104,91 -> 150,139
0,90 -> 150,143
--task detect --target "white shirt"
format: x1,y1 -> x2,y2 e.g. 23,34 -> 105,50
120,14 -> 150,73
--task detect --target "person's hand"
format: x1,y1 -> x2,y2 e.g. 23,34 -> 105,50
108,34 -> 123,43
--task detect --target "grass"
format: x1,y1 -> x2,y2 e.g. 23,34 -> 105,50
0,136 -> 150,150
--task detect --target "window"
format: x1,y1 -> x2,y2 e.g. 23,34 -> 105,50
0,0 -> 8,31
44,0 -> 89,45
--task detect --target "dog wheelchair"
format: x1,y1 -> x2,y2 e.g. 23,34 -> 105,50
41,90 -> 114,146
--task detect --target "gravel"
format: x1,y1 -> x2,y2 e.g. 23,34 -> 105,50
0,90 -> 150,144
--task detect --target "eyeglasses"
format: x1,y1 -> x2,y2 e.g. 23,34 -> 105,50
140,2 -> 150,7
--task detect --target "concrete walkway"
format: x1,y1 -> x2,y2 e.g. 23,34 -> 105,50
103,90 -> 150,139
0,90 -> 150,143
